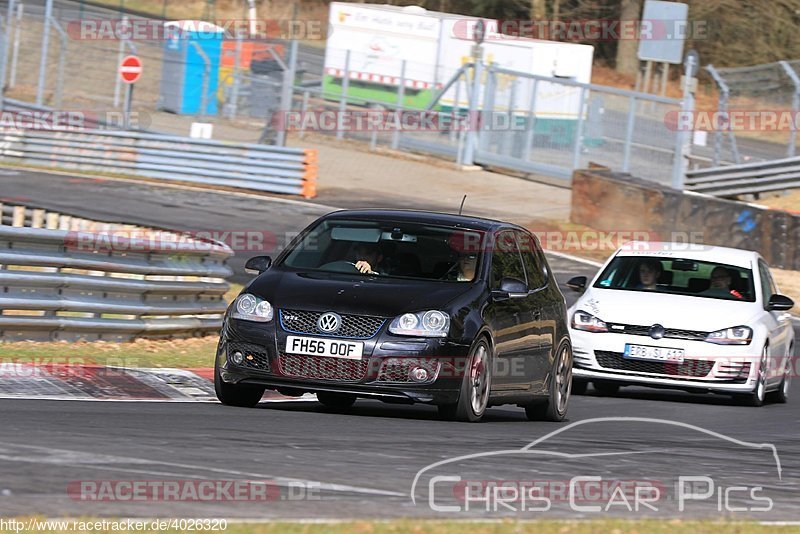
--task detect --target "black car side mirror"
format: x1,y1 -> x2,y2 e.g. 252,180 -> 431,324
491,277 -> 528,301
245,255 -> 272,274
767,294 -> 794,311
566,276 -> 587,293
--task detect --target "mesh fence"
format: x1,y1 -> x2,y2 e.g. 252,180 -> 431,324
708,61 -> 800,164
475,66 -> 682,186
3,4 -> 302,140
290,47 -> 684,186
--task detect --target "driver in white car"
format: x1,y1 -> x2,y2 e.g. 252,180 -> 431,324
636,259 -> 662,290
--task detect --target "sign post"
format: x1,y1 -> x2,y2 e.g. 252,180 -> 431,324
119,55 -> 142,129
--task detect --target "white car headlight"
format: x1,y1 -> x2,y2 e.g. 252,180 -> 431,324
389,310 -> 450,337
571,310 -> 608,333
231,293 -> 274,323
705,326 -> 752,345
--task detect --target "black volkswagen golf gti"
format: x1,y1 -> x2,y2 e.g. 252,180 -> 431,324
216,209 -> 572,422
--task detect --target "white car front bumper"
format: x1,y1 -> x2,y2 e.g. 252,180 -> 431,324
570,328 -> 761,394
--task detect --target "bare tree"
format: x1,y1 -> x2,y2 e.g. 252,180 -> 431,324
530,0 -> 546,20
615,0 -> 642,75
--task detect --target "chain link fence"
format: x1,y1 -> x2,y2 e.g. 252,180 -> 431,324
705,61 -> 800,166
292,46 -> 687,187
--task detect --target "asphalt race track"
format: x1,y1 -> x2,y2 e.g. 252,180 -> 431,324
1,170 -> 799,521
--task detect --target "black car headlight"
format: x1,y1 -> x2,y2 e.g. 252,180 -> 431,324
389,310 -> 450,338
705,326 -> 752,345
231,294 -> 274,323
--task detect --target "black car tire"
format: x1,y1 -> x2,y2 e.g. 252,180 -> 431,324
738,346 -> 769,407
572,378 -> 588,395
439,337 -> 492,422
525,341 -> 572,422
214,360 -> 265,408
317,391 -> 357,409
592,381 -> 620,396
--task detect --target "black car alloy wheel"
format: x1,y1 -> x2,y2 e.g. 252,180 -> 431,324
526,341 -> 572,422
439,337 -> 492,422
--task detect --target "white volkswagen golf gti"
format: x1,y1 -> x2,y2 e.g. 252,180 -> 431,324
566,243 -> 794,406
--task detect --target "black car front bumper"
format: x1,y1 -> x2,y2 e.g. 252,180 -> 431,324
217,318 -> 472,404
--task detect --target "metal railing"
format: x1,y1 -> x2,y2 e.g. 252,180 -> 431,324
0,203 -> 233,342
684,156 -> 800,197
0,128 -> 319,198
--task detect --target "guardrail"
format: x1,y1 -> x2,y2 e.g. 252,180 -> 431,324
685,157 -> 800,198
0,128 -> 319,198
0,204 -> 234,342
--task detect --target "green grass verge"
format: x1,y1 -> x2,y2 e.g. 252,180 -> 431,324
0,284 -> 242,369
0,519 -> 795,534
0,336 -> 219,369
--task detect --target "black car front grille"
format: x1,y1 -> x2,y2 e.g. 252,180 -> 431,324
278,353 -> 370,382
595,351 -> 713,377
607,323 -> 708,341
228,342 -> 270,371
279,309 -> 385,339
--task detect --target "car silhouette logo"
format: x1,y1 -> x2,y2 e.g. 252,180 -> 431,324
649,324 -> 665,339
317,312 -> 342,333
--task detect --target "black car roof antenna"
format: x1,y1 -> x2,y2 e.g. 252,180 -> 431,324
458,195 -> 467,216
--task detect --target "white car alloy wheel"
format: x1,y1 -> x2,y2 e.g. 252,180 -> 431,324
740,346 -> 768,407
769,350 -> 791,404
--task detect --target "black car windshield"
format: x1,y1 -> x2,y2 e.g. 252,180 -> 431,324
593,256 -> 756,302
280,219 -> 484,282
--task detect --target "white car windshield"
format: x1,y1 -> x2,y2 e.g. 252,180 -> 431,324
593,256 -> 756,302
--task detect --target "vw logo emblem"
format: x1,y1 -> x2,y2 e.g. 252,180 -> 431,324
317,312 -> 341,334
649,324 -> 665,340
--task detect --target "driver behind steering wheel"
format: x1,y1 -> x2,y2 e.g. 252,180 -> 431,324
353,243 -> 384,275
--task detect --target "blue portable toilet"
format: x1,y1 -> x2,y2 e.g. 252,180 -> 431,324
158,20 -> 224,116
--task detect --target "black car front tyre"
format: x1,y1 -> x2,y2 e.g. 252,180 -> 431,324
214,362 -> 265,408
439,337 -> 492,422
525,341 -> 572,422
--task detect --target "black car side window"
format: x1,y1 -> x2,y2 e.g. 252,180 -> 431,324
491,230 -> 526,289
516,230 -> 547,290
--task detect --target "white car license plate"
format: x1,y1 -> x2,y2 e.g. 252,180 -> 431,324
624,344 -> 685,363
285,336 -> 363,360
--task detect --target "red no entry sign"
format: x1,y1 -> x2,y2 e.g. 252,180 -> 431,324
119,55 -> 142,84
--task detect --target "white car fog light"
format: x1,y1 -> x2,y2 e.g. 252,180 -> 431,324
231,351 -> 244,365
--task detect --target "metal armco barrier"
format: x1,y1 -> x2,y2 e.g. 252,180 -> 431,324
0,128 -> 319,198
685,156 -> 800,198
0,204 -> 234,342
